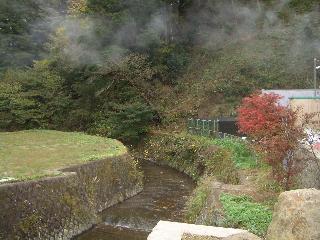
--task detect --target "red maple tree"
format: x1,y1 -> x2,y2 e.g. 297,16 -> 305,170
237,92 -> 304,190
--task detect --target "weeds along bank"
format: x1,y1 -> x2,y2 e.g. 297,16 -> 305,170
140,133 -> 240,183
139,133 -> 275,238
185,177 -> 274,238
0,131 -> 143,240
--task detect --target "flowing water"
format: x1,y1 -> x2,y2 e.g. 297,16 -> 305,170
74,161 -> 195,240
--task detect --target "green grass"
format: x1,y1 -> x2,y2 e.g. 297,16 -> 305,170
220,193 -> 273,237
210,138 -> 258,169
186,181 -> 209,223
0,130 -> 127,181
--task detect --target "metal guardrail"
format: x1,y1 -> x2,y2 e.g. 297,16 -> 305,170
187,118 -> 241,140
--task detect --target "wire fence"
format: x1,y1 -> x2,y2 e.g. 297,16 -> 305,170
187,118 -> 242,140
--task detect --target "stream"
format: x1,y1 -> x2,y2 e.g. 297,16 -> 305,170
73,161 -> 196,240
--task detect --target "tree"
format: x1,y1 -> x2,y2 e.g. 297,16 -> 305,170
0,0 -> 67,71
68,0 -> 88,15
0,0 -> 42,70
237,92 -> 305,190
85,53 -> 157,143
0,60 -> 70,130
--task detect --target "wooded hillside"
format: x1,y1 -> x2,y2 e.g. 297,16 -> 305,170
1,0 -> 319,142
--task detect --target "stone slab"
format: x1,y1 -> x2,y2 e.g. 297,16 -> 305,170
148,221 -> 249,240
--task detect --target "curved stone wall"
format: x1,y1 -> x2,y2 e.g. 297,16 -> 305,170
0,153 -> 143,240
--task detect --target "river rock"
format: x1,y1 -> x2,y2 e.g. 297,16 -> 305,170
267,188 -> 320,240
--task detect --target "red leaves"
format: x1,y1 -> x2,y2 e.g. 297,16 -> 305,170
237,92 -> 286,138
237,91 -> 304,190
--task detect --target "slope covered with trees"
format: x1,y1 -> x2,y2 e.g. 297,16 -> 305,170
1,0 -> 320,142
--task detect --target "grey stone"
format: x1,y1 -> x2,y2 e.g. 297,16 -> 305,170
294,148 -> 320,189
267,188 -> 320,240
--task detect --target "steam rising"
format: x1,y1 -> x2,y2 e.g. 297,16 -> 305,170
5,0 -> 320,70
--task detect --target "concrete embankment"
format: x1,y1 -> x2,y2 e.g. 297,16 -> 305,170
0,153 -> 143,240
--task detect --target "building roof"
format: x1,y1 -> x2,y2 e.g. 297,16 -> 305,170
262,89 -> 320,106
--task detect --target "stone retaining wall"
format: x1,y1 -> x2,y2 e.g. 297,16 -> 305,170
0,153 -> 143,240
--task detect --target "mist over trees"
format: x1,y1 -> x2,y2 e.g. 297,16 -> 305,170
1,0 -> 320,142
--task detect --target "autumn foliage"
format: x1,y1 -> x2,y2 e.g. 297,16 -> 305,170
237,92 -> 304,189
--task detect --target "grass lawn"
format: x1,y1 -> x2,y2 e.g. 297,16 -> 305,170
0,130 -> 127,181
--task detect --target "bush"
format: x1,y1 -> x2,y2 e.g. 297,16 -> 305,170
143,133 -> 239,183
237,92 -> 304,190
288,0 -> 318,13
204,148 -> 240,185
220,193 -> 273,237
65,109 -> 93,131
0,60 -> 70,130
143,133 -> 206,180
152,44 -> 190,85
186,182 -> 209,223
211,139 -> 258,169
89,102 -> 154,144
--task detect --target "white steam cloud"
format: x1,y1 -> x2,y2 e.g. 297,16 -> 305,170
28,0 -> 320,71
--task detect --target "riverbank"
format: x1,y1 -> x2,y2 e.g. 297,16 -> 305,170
74,161 -> 195,240
0,130 -> 143,240
139,132 -> 239,183
138,132 -> 279,238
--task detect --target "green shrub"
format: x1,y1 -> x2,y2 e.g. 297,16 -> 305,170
65,109 -> 93,131
89,102 -> 154,144
87,112 -> 111,137
0,60 -> 70,130
211,139 -> 258,169
204,148 -> 240,185
185,176 -> 225,226
143,133 -> 239,183
288,0 -> 318,13
186,182 -> 209,223
152,44 -> 190,85
220,193 -> 273,237
143,133 -> 205,180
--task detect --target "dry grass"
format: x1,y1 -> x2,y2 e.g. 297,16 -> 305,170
0,130 -> 126,180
